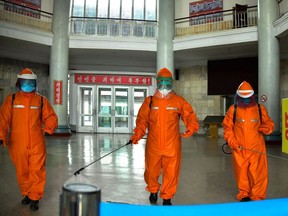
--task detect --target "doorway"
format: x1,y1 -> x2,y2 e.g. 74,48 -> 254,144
77,85 -> 149,133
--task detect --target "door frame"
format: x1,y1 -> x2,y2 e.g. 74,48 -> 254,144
76,85 -> 96,133
96,85 -> 131,133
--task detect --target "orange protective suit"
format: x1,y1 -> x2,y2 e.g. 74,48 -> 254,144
222,81 -> 274,201
0,91 -> 58,201
131,90 -> 199,200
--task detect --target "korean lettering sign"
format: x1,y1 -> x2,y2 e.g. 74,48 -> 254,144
74,74 -> 152,86
54,80 -> 63,105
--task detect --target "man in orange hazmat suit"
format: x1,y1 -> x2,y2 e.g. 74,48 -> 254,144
130,68 -> 199,205
222,81 -> 274,201
0,68 -> 58,211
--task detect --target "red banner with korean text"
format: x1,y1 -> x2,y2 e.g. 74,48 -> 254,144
74,74 -> 152,86
54,80 -> 63,105
189,0 -> 223,16
189,0 -> 223,24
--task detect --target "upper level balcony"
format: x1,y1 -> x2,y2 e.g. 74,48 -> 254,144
0,0 -> 288,71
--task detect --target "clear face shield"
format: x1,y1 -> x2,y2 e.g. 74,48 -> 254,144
235,95 -> 257,108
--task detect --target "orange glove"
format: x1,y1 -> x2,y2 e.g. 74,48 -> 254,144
259,125 -> 269,134
130,134 -> 141,144
181,129 -> 193,138
44,127 -> 54,135
228,138 -> 241,153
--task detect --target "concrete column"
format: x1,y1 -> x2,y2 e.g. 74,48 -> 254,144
258,0 -> 280,141
49,0 -> 71,135
157,0 -> 175,77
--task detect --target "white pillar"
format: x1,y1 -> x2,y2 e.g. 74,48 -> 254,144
157,0 -> 175,77
49,0 -> 71,135
258,0 -> 280,141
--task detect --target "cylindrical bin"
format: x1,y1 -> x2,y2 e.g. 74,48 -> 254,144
60,183 -> 101,216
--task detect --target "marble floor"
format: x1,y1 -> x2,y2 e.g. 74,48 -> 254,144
0,133 -> 288,216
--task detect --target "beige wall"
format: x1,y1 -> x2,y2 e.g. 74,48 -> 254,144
41,0 -> 54,13
173,66 -> 221,135
174,66 -> 221,121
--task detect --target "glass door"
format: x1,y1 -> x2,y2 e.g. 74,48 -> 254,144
114,87 -> 129,133
97,87 -> 113,133
76,85 -> 150,133
132,88 -> 148,129
77,86 -> 95,132
97,86 -> 130,133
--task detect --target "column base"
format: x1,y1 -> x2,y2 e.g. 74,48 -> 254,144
48,125 -> 72,137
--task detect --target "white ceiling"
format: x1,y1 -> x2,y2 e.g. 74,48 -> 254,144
0,24 -> 288,73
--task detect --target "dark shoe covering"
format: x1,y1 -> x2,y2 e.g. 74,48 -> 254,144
30,200 -> 39,211
240,197 -> 252,202
149,193 -> 158,204
21,196 -> 32,205
163,199 -> 172,206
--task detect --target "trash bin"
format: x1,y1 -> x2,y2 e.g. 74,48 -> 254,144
60,183 -> 101,216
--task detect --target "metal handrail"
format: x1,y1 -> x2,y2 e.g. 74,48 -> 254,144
175,6 -> 258,37
69,16 -> 158,38
0,0 -> 53,32
1,0 -> 287,38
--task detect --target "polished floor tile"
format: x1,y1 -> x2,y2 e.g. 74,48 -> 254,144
0,133 -> 288,215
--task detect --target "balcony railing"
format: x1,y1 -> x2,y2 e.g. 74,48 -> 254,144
0,0 -> 52,32
69,17 -> 157,38
0,1 -> 287,39
175,6 -> 257,37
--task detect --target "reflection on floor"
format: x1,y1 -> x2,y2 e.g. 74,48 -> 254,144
1,133 -> 288,216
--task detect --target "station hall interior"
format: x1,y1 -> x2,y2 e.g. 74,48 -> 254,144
1,0 -> 288,215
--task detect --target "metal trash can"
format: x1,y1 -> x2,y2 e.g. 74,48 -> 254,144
60,183 -> 101,216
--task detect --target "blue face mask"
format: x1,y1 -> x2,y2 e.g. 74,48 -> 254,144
21,85 -> 36,93
20,79 -> 36,93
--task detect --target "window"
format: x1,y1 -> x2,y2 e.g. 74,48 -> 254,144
145,0 -> 156,20
133,0 -> 144,20
86,0 -> 96,17
71,0 -> 157,21
98,0 -> 109,18
73,0 -> 84,16
71,0 -> 157,36
110,0 -> 121,18
121,0 -> 132,19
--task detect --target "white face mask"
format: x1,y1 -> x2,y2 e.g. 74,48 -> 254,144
159,89 -> 171,97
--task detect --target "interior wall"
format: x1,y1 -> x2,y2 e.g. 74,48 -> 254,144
41,0 -> 54,13
173,66 -> 221,135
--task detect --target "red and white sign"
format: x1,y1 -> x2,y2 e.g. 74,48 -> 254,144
74,74 -> 152,86
54,80 -> 63,105
189,0 -> 223,16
